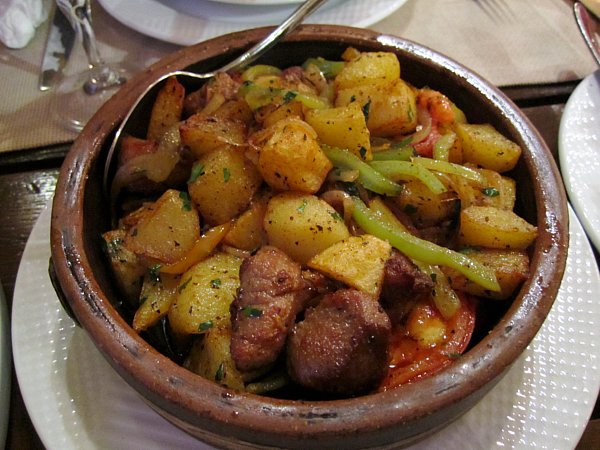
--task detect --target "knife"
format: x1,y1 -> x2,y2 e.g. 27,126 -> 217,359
574,1 -> 600,66
38,4 -> 76,91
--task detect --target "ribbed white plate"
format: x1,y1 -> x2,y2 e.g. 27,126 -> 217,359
0,280 -> 10,448
97,0 -> 408,46
204,0 -> 303,5
12,203 -> 600,449
559,70 -> 600,251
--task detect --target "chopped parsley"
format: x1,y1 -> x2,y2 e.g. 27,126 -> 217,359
359,146 -> 367,160
104,237 -> 124,258
198,320 -> 214,332
330,211 -> 343,221
297,198 -> 308,213
215,362 -> 225,382
482,187 -> 500,197
178,277 -> 192,293
242,306 -> 263,318
149,264 -> 162,283
188,163 -> 205,183
210,278 -> 222,289
362,100 -> 371,120
283,90 -> 297,103
223,167 -> 231,182
459,246 -> 481,254
179,191 -> 192,211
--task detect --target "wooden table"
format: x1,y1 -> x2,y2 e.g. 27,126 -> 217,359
1,83 -> 598,449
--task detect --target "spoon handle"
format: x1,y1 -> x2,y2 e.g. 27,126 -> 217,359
216,0 -> 328,75
574,1 -> 600,66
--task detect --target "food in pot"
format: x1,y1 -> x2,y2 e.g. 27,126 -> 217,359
102,47 -> 537,398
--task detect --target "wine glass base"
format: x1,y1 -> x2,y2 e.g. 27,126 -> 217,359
53,64 -> 130,132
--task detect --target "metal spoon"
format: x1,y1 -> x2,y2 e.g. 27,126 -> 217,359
574,1 -> 600,66
103,0 -> 327,194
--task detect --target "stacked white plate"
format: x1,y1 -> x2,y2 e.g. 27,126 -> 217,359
97,0 -> 409,46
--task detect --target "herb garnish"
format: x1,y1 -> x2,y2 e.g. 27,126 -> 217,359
482,187 -> 500,197
297,198 -> 308,213
188,163 -> 205,183
179,191 -> 192,211
198,320 -> 214,332
242,306 -> 263,318
178,277 -> 192,293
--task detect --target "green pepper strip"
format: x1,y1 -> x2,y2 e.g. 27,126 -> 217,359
432,132 -> 456,161
238,82 -> 330,111
351,197 -> 500,292
322,146 -> 403,196
411,157 -> 486,184
302,57 -> 346,78
371,145 -> 415,162
369,160 -> 447,195
240,64 -> 282,82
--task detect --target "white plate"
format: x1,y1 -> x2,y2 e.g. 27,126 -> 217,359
0,281 -> 10,448
97,0 -> 408,46
11,203 -> 600,449
559,70 -> 600,251
204,0 -> 303,5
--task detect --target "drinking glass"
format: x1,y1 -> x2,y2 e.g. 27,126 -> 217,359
53,0 -> 130,131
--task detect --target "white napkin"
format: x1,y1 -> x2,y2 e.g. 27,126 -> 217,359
0,0 -> 47,49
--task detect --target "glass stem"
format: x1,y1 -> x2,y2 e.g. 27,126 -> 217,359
56,0 -> 126,95
57,0 -> 103,69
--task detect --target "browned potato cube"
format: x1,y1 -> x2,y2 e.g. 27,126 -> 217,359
264,193 -> 350,264
442,248 -> 530,300
458,205 -> 538,250
125,189 -> 201,264
259,100 -> 304,128
169,252 -> 242,335
102,229 -> 145,306
336,78 -> 417,136
334,51 -> 400,91
305,102 -> 372,160
147,76 -> 185,142
180,114 -> 247,158
184,326 -> 245,390
307,234 -> 392,296
188,147 -> 262,225
223,197 -> 268,251
132,272 -> 180,332
393,179 -> 460,228
456,123 -> 522,173
258,118 -> 332,194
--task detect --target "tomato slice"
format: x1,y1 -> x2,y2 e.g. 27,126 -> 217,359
378,293 -> 476,391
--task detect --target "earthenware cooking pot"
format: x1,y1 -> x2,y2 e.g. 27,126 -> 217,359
50,25 -> 568,449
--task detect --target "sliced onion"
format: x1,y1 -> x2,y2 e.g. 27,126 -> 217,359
407,106 -> 433,145
320,189 -> 356,224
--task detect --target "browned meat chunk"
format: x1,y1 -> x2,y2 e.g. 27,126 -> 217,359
230,246 -> 313,373
286,289 -> 391,396
380,250 -> 434,326
183,72 -> 242,116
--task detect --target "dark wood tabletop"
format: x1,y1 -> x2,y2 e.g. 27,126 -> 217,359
1,82 -> 598,449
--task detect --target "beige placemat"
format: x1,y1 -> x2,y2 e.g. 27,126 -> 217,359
0,0 -> 179,153
375,0 -> 597,87
0,0 -> 596,154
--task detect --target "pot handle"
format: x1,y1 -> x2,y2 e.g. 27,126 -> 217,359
48,257 -> 81,327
